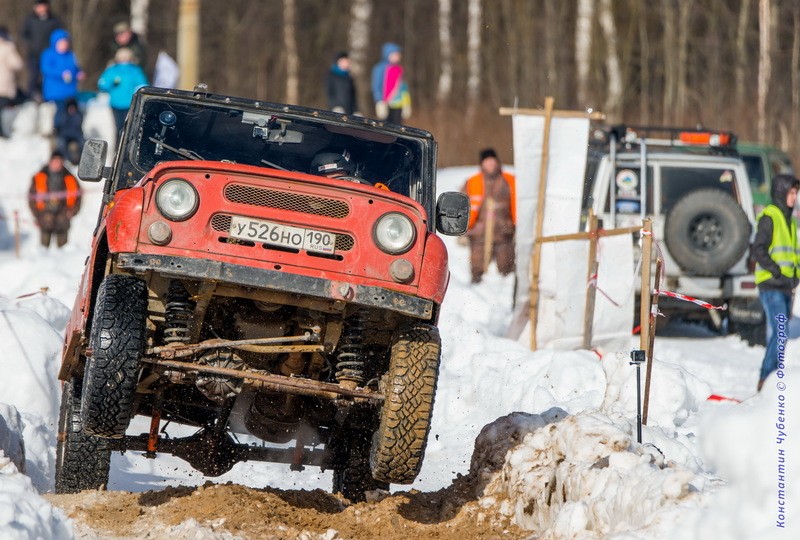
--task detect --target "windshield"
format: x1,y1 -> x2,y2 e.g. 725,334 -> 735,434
126,98 -> 425,199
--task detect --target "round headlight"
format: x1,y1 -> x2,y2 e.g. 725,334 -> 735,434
156,179 -> 198,221
374,212 -> 416,254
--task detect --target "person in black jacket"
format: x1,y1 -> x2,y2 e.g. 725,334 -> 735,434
751,174 -> 800,391
21,0 -> 62,99
326,51 -> 358,116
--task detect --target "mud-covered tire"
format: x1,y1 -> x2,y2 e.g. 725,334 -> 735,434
664,189 -> 751,276
55,377 -> 112,493
331,429 -> 389,502
81,274 -> 148,438
370,324 -> 441,484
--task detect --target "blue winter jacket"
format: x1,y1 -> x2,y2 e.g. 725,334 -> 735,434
98,62 -> 149,110
40,29 -> 82,102
371,42 -> 402,103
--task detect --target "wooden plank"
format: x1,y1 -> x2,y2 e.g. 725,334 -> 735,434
499,107 -> 606,120
529,96 -> 555,351
537,225 -> 641,244
582,210 -> 599,350
638,219 -> 653,354
482,198 -> 496,273
642,257 -> 662,425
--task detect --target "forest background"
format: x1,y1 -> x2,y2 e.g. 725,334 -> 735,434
0,0 -> 796,167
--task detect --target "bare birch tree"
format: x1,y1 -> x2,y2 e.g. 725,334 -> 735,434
130,0 -> 150,38
675,1 -> 693,120
758,0 -> 772,141
349,0 -> 372,113
575,0 -> 594,108
437,0 -> 453,103
466,0 -> 482,109
598,0 -> 621,119
735,0 -> 751,106
283,0 -> 299,104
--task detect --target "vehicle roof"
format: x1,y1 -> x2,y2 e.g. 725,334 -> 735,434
137,86 -> 435,142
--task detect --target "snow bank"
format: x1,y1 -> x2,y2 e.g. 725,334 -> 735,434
0,405 -> 25,472
0,296 -> 66,491
473,411 -> 699,538
0,453 -> 72,539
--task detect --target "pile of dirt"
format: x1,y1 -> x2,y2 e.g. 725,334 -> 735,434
47,480 -> 525,539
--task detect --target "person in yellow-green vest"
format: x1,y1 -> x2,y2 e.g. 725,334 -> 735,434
751,174 -> 800,392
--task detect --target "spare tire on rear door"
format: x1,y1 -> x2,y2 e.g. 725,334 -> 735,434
664,188 -> 751,276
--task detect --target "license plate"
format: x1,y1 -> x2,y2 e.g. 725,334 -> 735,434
229,216 -> 336,254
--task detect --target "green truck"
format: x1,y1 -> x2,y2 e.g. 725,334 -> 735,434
737,142 -> 795,212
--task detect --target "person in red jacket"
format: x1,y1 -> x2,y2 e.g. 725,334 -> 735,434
28,150 -> 81,248
461,148 -> 516,283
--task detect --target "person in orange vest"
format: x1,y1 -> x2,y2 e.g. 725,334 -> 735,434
461,148 -> 516,283
28,150 -> 81,248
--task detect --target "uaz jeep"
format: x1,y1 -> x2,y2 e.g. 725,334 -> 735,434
55,86 -> 469,501
584,126 -> 765,344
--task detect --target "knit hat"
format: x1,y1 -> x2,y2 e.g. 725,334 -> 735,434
479,148 -> 498,162
113,21 -> 131,34
50,150 -> 64,159
334,51 -> 348,62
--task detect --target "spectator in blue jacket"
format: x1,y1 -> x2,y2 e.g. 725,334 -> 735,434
97,47 -> 148,132
370,42 -> 411,124
40,28 -> 83,114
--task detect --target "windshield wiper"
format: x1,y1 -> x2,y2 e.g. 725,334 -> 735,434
148,137 -> 204,161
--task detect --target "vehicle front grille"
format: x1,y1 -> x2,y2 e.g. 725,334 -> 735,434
210,214 -> 355,252
224,184 -> 350,219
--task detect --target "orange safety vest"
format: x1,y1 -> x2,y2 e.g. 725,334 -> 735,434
464,171 -> 516,230
33,171 -> 80,211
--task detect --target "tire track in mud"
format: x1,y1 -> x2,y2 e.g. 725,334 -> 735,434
47,481 -> 526,539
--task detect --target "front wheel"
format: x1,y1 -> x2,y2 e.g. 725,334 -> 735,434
81,274 -> 148,438
370,324 -> 441,484
55,377 -> 112,493
331,428 -> 389,502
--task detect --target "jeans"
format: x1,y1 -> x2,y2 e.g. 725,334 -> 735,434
758,289 -> 793,382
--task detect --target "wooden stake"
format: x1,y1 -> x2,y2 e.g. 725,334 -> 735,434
642,256 -> 662,425
529,96 -> 555,351
582,209 -> 599,350
638,219 -> 653,354
482,197 -> 496,273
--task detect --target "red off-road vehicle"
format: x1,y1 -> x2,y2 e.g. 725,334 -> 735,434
55,86 -> 468,501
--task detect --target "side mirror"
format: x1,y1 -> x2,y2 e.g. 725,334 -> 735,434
77,139 -> 109,182
436,191 -> 470,236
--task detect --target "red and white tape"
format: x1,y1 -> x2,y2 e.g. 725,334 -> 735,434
653,289 -> 727,311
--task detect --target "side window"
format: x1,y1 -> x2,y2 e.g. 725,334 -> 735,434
741,155 -> 767,195
660,167 -> 737,215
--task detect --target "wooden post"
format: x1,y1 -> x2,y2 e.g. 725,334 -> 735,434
13,210 -> 20,259
638,219 -> 653,354
482,198 -> 496,273
582,209 -> 599,349
642,257 -> 662,425
529,96 -> 555,351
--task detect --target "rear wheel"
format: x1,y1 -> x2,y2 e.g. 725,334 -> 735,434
81,274 -> 148,438
370,324 -> 441,484
55,377 -> 112,493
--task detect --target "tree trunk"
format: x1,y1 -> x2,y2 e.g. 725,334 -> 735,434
543,0 -> 557,96
599,0 -> 621,120
638,2 -> 650,124
662,1 -> 677,123
735,0 -> 751,107
575,0 -> 594,108
130,0 -> 150,38
437,0 -> 453,103
349,0 -> 372,113
675,0 -> 693,120
466,0 -> 482,112
283,0 -> 299,104
758,0 -> 772,142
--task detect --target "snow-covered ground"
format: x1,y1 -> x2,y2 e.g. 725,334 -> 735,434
0,102 -> 799,538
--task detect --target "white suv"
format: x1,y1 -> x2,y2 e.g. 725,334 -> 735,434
584,127 -> 764,345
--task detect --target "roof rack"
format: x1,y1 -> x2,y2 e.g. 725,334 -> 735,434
590,124 -> 739,156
